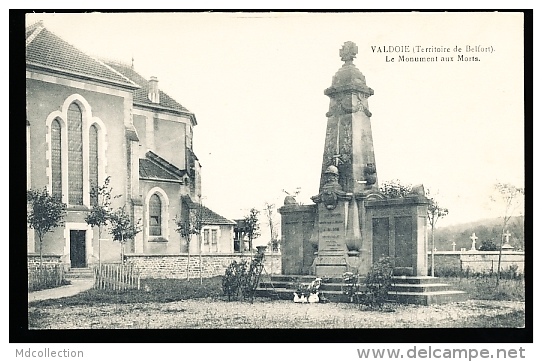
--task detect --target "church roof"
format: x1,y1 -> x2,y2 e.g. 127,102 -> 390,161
139,150 -> 187,182
199,206 -> 236,226
104,61 -> 194,118
25,21 -> 139,89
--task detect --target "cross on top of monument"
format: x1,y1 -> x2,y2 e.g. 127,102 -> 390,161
340,41 -> 358,62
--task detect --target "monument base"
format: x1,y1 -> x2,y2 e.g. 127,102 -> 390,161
313,252 -> 365,277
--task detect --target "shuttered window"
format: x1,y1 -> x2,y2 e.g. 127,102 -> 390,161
211,229 -> 218,252
67,103 -> 83,205
149,194 -> 161,236
51,119 -> 62,200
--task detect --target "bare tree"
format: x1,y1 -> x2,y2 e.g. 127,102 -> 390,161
264,202 -> 280,252
426,190 -> 448,277
175,204 -> 203,281
85,176 -> 113,270
491,183 -> 524,285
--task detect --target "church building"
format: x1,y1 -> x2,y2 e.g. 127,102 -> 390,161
26,21 -> 235,268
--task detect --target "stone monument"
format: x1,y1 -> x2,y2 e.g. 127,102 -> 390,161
279,42 -> 430,278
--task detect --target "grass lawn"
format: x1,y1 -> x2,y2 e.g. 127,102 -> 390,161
29,276 -> 224,308
28,275 -> 526,329
441,276 -> 525,302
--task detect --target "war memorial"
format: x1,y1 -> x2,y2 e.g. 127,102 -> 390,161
274,42 -> 467,304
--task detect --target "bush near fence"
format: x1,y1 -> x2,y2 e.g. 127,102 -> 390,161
94,263 -> 141,291
430,264 -> 523,280
28,264 -> 68,292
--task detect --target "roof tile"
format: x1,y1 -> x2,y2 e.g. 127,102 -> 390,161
26,25 -> 137,88
200,206 -> 236,225
105,61 -> 191,114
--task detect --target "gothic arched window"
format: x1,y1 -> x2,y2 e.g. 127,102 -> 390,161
149,194 -> 162,236
67,103 -> 83,205
89,124 -> 99,206
51,119 -> 62,200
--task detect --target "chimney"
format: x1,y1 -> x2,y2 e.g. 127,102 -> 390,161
148,76 -> 160,104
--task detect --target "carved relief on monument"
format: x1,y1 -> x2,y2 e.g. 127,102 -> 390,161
364,163 -> 377,186
326,93 -> 372,117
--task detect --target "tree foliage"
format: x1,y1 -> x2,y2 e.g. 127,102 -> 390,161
360,256 -> 394,310
479,239 -> 499,251
379,179 -> 412,198
176,206 -> 203,242
27,188 -> 67,267
85,176 -> 113,229
243,208 -> 261,252
85,176 -> 114,268
109,205 -> 141,260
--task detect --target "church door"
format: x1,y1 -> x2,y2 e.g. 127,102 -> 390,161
70,230 -> 87,268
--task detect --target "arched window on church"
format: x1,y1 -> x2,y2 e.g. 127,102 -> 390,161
89,124 -> 99,206
51,119 -> 62,200
149,194 -> 162,236
67,103 -> 83,205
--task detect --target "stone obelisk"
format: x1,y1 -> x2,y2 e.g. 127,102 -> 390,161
311,41 -> 378,276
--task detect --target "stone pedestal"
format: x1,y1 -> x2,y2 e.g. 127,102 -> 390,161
313,201 -> 349,276
277,204 -> 317,275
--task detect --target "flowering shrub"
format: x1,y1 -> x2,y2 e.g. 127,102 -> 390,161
360,256 -> 394,309
342,272 -> 360,303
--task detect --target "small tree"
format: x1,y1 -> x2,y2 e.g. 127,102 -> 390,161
426,190 -> 448,277
175,205 -> 203,281
243,208 -> 261,252
491,183 -> 524,286
84,176 -> 113,270
27,188 -> 67,268
109,205 -> 141,262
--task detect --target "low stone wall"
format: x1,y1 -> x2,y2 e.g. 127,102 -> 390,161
27,254 -> 64,268
124,252 -> 282,279
427,251 -> 525,275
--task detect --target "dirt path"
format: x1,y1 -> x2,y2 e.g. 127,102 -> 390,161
28,280 -> 94,303
28,298 -> 524,329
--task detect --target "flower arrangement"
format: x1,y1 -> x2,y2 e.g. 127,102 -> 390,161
293,278 -> 322,303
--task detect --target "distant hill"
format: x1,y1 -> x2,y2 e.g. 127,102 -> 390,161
432,216 -> 524,251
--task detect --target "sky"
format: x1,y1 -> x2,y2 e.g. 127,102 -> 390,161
25,12 -> 526,242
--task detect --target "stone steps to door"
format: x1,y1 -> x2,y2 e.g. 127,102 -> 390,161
65,267 -> 94,279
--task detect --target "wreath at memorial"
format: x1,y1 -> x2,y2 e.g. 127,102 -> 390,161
293,278 -> 322,303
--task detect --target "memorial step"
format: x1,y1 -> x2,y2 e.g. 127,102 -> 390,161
257,275 -> 469,305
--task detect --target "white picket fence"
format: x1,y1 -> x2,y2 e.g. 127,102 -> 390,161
94,264 -> 140,291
